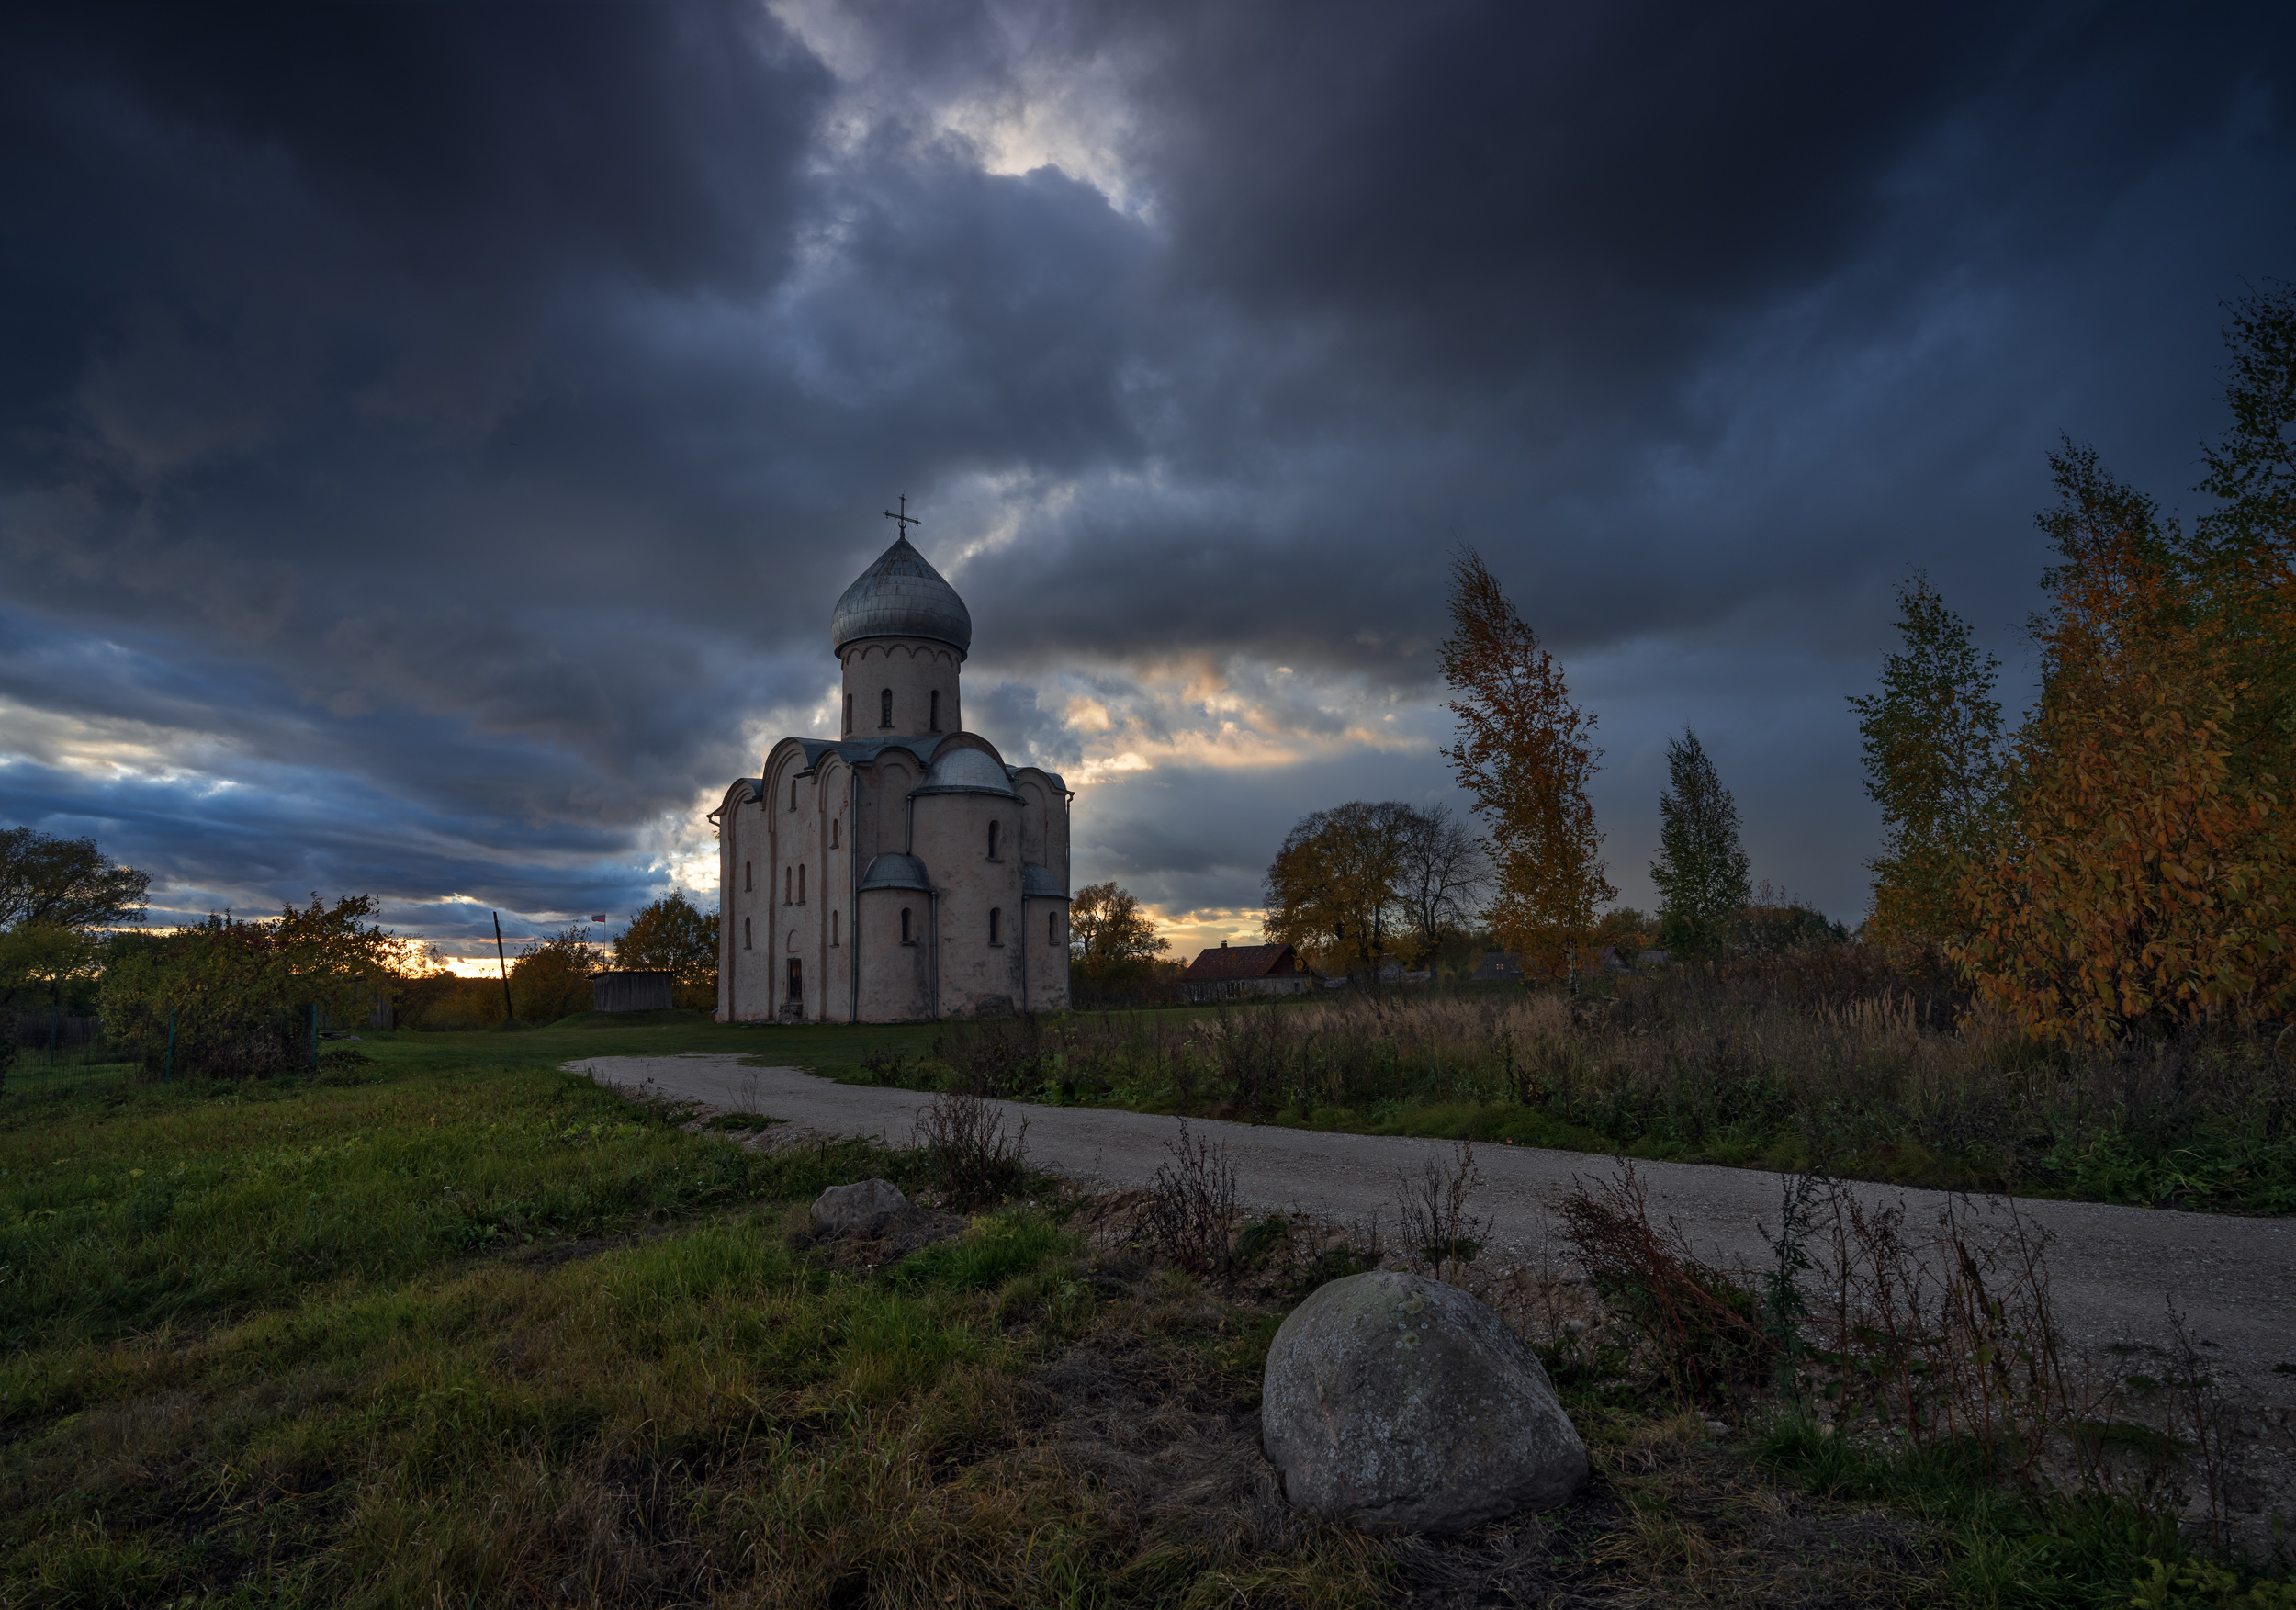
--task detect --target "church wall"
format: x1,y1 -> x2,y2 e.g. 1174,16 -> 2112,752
875,756 -> 916,851
1026,896 -> 1071,1012
1011,771 -> 1074,1013
855,888 -> 934,1020
1014,778 -> 1049,867
724,784 -> 775,1021
910,789 -> 1024,1016
839,638 -> 962,738
763,748 -> 854,1022
816,757 -> 853,1022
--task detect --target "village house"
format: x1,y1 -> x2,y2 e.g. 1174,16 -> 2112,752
1179,941 -> 1313,1002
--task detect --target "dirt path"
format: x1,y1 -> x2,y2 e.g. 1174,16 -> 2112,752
576,1053 -> 2296,1398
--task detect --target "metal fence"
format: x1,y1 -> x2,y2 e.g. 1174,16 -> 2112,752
13,1012 -> 102,1050
7,1012 -> 129,1075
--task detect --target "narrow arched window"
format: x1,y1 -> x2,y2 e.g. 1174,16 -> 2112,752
830,818 -> 839,848
743,916 -> 752,950
986,820 -> 1000,860
783,867 -> 792,905
988,906 -> 1002,945
831,910 -> 839,947
787,958 -> 803,1004
798,864 -> 805,904
880,688 -> 893,728
929,690 -> 940,731
744,860 -> 752,893
1049,910 -> 1057,945
900,907 -> 912,944
790,778 -> 799,811
844,693 -> 853,735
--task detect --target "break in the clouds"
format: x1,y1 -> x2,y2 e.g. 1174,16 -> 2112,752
2,0 -> 2291,957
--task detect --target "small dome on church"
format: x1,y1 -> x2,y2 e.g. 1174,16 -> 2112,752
912,746 -> 1017,797
831,535 -> 973,657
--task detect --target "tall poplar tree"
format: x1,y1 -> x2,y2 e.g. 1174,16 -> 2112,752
1848,572 -> 2004,942
1649,729 -> 1750,960
1439,546 -> 1614,977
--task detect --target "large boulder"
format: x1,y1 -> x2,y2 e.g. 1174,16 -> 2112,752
1261,1270 -> 1586,1535
810,1178 -> 909,1238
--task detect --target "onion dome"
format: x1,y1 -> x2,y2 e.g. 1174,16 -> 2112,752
911,747 -> 1017,797
830,535 -> 973,657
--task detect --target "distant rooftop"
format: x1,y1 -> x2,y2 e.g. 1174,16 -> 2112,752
1181,941 -> 1301,982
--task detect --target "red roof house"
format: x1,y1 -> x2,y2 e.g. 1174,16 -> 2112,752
1179,941 -> 1313,1001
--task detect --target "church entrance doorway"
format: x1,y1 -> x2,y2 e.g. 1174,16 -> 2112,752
786,958 -> 804,1014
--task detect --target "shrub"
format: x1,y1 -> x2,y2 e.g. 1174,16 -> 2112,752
1556,1160 -> 1770,1403
1136,1120 -> 1237,1278
99,896 -> 411,1078
915,1088 -> 1030,1210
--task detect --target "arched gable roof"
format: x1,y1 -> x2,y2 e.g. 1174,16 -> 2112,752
1008,764 -> 1072,797
706,778 -> 761,826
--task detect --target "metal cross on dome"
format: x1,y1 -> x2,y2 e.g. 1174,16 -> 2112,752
882,494 -> 920,536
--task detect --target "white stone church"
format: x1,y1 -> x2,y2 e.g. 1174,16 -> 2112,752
713,525 -> 1072,1021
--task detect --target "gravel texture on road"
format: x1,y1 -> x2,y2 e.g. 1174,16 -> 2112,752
575,1053 -> 2296,1402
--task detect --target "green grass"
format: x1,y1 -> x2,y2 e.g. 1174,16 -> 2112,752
1753,1413 -> 2203,1610
0,1052 -> 1393,1609
346,1008 -> 945,1078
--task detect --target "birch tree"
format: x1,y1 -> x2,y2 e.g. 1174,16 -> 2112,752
1438,546 -> 1614,977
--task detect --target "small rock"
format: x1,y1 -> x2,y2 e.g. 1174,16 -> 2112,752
1261,1270 -> 1587,1536
810,1178 -> 908,1238
1705,1419 -> 1729,1436
1560,1319 -> 1589,1337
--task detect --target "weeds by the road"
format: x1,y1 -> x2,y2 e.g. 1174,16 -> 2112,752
903,953 -> 2296,1211
1547,1157 -> 2296,1601
1395,1137 -> 1491,1286
913,1086 -> 1030,1210
1136,1119 -> 1238,1279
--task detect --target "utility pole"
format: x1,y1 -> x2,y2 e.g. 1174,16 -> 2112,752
493,911 -> 515,1023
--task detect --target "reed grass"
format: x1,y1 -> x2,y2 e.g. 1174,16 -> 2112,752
929,955 -> 2296,1210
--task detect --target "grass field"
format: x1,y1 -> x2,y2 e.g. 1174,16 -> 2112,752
3,1036 -> 2279,1608
0,1047 -> 1384,1606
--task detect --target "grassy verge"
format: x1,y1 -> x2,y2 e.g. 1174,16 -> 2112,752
286,993 -> 2296,1210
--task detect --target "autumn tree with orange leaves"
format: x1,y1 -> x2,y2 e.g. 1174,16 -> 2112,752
1440,546 -> 1615,978
1952,287 -> 2296,1044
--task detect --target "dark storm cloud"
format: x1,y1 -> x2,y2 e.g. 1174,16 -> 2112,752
0,0 -> 2290,934
949,0 -> 2296,673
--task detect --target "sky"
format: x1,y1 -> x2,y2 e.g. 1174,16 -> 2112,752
3,1 -> 2293,965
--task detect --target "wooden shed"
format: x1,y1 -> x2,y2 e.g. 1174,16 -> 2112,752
591,970 -> 675,1013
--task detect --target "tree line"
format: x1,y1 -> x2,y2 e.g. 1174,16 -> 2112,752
0,828 -> 730,1076
1255,284 -> 2295,1045
1854,286 -> 2296,1044
1260,563 -> 1837,981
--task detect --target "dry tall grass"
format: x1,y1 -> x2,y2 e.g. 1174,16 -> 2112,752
940,950 -> 2295,1204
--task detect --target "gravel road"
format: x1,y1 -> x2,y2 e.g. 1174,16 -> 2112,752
576,1053 -> 2296,1393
